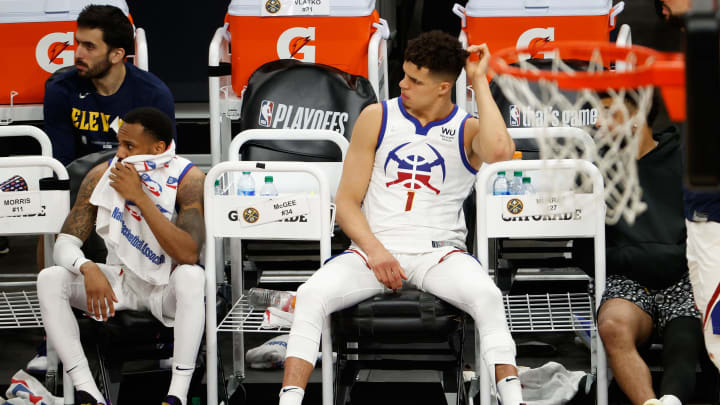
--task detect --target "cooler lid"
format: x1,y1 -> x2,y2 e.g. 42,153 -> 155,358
464,0 -> 612,17
0,0 -> 129,23
228,0 -> 375,17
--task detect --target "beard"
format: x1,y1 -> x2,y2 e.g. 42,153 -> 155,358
76,57 -> 113,79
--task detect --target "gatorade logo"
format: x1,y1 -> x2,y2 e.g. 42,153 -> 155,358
516,27 -> 555,60
277,27 -> 316,62
36,32 -> 76,73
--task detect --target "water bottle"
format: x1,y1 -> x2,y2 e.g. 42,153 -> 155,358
492,171 -> 509,195
259,175 -> 279,197
509,171 -> 524,195
214,179 -> 223,195
521,177 -> 535,194
237,171 -> 255,196
247,288 -> 296,312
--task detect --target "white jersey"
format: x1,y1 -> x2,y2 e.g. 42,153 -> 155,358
360,97 -> 476,253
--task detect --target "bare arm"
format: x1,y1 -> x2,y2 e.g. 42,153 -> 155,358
60,163 -> 104,240
335,104 -> 407,289
110,162 -> 204,265
465,44 -> 515,164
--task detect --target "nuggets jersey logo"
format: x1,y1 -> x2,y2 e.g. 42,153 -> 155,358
384,142 -> 446,195
140,173 -> 162,197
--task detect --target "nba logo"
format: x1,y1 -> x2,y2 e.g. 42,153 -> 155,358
259,100 -> 275,127
509,105 -> 520,127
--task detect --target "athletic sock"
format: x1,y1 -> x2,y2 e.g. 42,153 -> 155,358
659,394 -> 682,405
167,363 -> 194,405
497,376 -> 523,405
68,361 -> 104,404
278,386 -> 305,405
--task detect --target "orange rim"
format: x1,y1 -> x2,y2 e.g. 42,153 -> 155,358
490,41 -> 687,121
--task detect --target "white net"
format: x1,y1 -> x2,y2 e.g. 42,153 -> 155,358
492,48 -> 655,225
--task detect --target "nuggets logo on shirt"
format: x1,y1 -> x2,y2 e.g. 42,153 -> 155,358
384,142 -> 446,195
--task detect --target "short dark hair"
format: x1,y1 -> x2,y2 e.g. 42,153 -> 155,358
404,30 -> 469,81
598,89 -> 661,127
77,5 -> 134,56
123,107 -> 173,146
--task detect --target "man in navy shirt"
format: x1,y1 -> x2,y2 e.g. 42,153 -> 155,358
43,4 -> 175,166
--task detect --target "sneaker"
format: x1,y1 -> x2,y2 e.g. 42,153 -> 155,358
0,236 -> 8,255
162,395 -> 183,405
75,390 -> 105,405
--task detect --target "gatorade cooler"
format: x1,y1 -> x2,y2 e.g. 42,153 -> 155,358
226,0 -> 380,96
454,0 -> 624,57
0,0 -> 129,105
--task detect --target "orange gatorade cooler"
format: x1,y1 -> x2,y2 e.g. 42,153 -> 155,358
0,0 -> 129,104
455,0 -> 624,56
227,0 -> 380,96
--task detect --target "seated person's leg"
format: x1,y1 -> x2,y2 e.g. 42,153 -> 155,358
281,252 -> 385,405
37,265 -> 115,404
597,275 -> 655,405
419,251 -> 522,405
656,274 -> 703,404
160,264 -> 206,405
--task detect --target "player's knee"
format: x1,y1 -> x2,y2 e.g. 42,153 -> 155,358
295,282 -> 328,317
173,265 -> 205,299
37,266 -> 71,297
467,282 -> 503,317
598,317 -> 633,350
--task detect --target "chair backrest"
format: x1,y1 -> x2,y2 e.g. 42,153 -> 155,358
238,59 -> 376,162
65,149 -> 117,262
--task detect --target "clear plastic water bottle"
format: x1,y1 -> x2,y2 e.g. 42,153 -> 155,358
521,177 -> 535,194
492,171 -> 509,195
247,288 -> 296,312
214,179 -> 224,195
259,175 -> 279,197
509,171 -> 524,195
237,171 -> 255,196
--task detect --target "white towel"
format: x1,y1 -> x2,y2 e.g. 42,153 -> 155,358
90,142 -> 182,286
246,334 -> 288,369
519,361 -> 586,405
6,370 -> 63,405
260,307 -> 295,329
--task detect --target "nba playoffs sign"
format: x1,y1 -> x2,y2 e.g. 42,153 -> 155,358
261,0 -> 330,16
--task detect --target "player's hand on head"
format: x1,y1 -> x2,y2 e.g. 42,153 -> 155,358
367,247 -> 407,290
109,161 -> 145,203
80,262 -> 118,321
465,43 -> 491,81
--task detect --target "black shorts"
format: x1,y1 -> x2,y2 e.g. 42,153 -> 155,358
600,273 -> 701,334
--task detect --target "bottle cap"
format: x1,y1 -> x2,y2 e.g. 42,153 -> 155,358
513,151 -> 523,159
214,179 -> 220,186
191,397 -> 201,405
498,171 -> 506,176
514,171 -> 523,177
265,176 -> 273,183
242,171 -> 251,175
522,177 -> 531,183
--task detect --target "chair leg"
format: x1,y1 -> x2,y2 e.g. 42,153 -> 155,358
63,370 -> 74,405
95,345 -> 120,405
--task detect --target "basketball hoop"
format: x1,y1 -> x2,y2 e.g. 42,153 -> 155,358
489,41 -> 685,224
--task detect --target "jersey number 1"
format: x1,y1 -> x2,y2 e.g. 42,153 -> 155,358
404,191 -> 415,212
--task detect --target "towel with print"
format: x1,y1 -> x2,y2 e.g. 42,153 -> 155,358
89,141 -> 194,286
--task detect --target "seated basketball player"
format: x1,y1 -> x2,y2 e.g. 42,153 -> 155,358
591,93 -> 703,405
278,31 -> 523,405
37,107 -> 205,405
